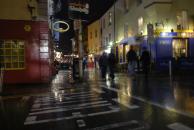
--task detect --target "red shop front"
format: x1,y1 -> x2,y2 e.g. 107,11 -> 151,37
0,20 -> 53,84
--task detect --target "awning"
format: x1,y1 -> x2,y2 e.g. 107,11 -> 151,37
119,37 -> 136,45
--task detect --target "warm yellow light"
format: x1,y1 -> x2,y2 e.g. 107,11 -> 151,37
53,21 -> 70,33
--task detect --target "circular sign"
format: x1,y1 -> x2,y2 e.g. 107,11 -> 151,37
53,21 -> 70,33
24,25 -> 31,32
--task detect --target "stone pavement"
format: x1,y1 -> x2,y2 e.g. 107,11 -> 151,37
0,69 -> 194,130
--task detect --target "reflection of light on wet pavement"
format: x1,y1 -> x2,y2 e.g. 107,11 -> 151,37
173,85 -> 194,115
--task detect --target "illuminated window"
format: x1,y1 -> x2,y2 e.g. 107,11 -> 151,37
90,32 -> 92,39
109,12 -> 112,25
138,17 -> 143,33
0,40 -> 25,70
95,29 -> 98,38
172,39 -> 188,59
103,18 -> 106,28
124,0 -> 129,12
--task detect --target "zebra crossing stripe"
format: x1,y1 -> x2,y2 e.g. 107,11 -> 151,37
29,101 -> 110,115
92,88 -> 105,93
85,120 -> 142,130
77,120 -> 86,127
168,123 -> 194,130
25,108 -> 120,125
31,98 -> 104,111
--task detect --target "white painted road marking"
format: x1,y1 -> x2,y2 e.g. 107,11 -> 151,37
85,120 -> 143,130
77,119 -> 86,127
112,98 -> 139,109
32,95 -> 103,107
29,103 -> 111,115
31,98 -> 104,111
168,123 -> 194,130
92,88 -> 105,93
24,109 -> 120,125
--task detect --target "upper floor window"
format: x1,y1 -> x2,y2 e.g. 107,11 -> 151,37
109,33 -> 111,42
124,23 -> 128,38
103,18 -> 106,28
177,10 -> 188,30
138,17 -> 144,33
109,12 -> 112,25
0,40 -> 25,70
124,0 -> 129,12
90,32 -> 92,39
95,29 -> 98,38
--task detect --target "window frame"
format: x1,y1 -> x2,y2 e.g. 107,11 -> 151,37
0,39 -> 25,70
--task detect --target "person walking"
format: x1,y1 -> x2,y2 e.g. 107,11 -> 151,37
140,47 -> 151,77
126,45 -> 137,76
108,50 -> 116,80
99,52 -> 108,80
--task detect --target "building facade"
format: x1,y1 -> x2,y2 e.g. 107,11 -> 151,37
87,20 -> 101,56
113,0 -> 194,70
100,6 -> 115,54
0,0 -> 53,84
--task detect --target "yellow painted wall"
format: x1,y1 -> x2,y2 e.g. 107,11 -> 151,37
0,0 -> 36,20
87,20 -> 101,55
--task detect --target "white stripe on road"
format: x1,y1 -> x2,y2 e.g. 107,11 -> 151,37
25,109 -> 120,125
101,85 -> 194,119
112,98 -> 139,109
168,123 -> 194,130
31,98 -> 103,111
32,95 -> 102,107
29,102 -> 111,115
92,88 -> 105,93
32,104 -> 41,109
85,120 -> 142,130
87,109 -> 120,117
77,119 -> 86,127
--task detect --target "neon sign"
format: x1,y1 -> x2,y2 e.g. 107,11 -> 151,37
53,21 -> 70,33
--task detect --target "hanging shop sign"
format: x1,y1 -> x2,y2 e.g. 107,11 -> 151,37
68,1 -> 89,20
52,21 -> 70,33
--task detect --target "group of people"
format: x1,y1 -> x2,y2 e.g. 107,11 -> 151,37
126,45 -> 151,77
98,50 -> 116,80
98,45 -> 151,80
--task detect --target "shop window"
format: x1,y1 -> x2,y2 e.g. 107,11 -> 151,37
0,40 -> 25,70
172,39 -> 188,59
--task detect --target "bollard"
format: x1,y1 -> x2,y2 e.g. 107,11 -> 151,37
169,60 -> 172,77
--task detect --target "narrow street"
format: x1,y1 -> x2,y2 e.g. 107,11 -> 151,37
0,69 -> 194,130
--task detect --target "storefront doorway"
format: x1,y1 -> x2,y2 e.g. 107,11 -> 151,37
172,39 -> 188,59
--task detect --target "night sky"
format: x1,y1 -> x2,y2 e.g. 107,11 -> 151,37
88,0 -> 114,23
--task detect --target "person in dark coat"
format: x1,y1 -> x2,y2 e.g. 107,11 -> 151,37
108,50 -> 116,80
99,52 -> 108,80
126,45 -> 137,75
140,47 -> 151,76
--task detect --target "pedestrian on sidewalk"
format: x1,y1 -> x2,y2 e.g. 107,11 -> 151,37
99,52 -> 108,80
126,45 -> 137,76
140,47 -> 151,77
108,49 -> 116,80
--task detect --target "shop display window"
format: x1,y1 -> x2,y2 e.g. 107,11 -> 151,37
0,40 -> 25,70
172,39 -> 188,59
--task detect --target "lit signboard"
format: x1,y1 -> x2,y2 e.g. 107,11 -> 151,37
52,21 -> 70,33
68,1 -> 89,20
